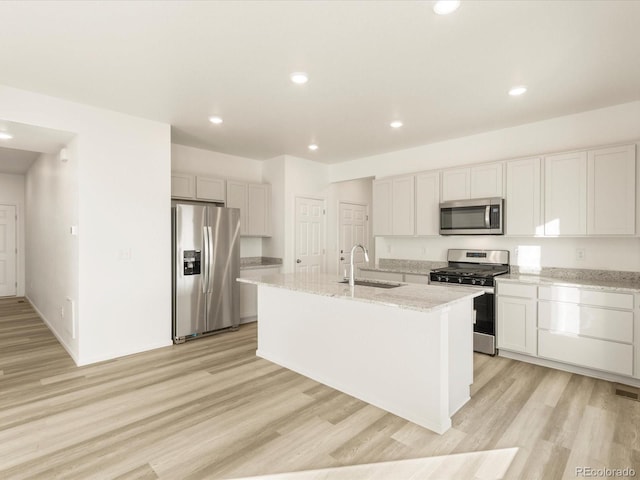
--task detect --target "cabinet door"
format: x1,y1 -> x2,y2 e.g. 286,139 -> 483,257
470,163 -> 503,199
226,181 -> 248,235
587,144 -> 636,235
372,179 -> 393,236
441,168 -> 470,201
392,176 -> 415,235
506,157 -> 541,235
196,176 -> 226,202
497,295 -> 537,355
415,172 -> 440,236
247,183 -> 271,236
544,151 -> 587,235
171,173 -> 195,199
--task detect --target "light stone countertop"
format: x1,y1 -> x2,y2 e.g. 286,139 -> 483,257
497,273 -> 640,293
240,257 -> 283,271
236,272 -> 483,313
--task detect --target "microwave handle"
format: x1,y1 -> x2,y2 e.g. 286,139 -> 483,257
485,205 -> 491,228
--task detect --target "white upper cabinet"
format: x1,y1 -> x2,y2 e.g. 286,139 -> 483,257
372,175 -> 415,236
544,151 -> 588,235
392,176 -> 415,236
372,179 -> 393,236
226,181 -> 271,237
196,176 -> 226,202
506,157 -> 541,236
171,173 -> 196,199
470,163 -> 503,199
226,181 -> 248,235
587,144 -> 636,235
544,143 -> 636,236
441,162 -> 503,201
415,172 -> 440,236
441,168 -> 470,201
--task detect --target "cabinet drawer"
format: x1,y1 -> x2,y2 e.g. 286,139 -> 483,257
538,301 -> 633,343
497,282 -> 537,299
538,285 -> 633,309
538,330 -> 633,376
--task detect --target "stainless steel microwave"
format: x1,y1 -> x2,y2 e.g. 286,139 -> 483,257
439,198 -> 504,235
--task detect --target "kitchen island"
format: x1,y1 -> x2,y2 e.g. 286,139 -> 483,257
236,272 -> 483,434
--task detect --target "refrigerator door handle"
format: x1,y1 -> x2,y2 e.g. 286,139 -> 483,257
207,226 -> 214,293
202,225 -> 209,293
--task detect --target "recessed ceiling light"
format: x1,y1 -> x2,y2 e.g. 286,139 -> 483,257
508,86 -> 527,96
291,72 -> 309,85
390,121 -> 403,129
208,116 -> 223,124
433,0 -> 460,15
0,132 -> 13,140
308,144 -> 319,151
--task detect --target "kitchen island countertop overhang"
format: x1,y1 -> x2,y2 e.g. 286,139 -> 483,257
236,272 -> 483,434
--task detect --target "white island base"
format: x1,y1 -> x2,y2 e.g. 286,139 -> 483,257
255,284 -> 474,434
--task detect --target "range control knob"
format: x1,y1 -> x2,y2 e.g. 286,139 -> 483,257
458,278 -> 463,283
471,279 -> 476,285
437,276 -> 442,281
480,279 -> 486,286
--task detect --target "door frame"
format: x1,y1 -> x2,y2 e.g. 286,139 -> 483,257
337,201 -> 369,274
0,203 -> 18,297
294,195 -> 327,273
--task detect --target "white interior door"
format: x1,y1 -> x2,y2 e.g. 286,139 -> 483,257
338,202 -> 369,277
0,205 -> 17,297
295,197 -> 325,273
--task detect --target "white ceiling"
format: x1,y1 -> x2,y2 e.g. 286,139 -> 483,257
0,1 -> 638,164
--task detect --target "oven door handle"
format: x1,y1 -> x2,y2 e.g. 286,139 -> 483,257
473,308 -> 477,325
485,205 -> 491,228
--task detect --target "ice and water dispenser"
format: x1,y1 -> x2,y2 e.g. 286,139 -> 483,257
183,250 -> 201,275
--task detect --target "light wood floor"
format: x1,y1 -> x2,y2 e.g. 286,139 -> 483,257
0,297 -> 638,479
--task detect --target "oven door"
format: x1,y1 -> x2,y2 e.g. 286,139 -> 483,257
473,292 -> 496,355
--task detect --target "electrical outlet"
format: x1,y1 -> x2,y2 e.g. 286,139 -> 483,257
575,248 -> 586,261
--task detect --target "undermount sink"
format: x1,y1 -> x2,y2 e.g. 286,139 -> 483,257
338,279 -> 403,289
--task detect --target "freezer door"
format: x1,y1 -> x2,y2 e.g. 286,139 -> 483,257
206,207 -> 241,331
174,204 -> 207,339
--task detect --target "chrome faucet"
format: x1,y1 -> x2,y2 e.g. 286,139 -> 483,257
349,244 -> 370,287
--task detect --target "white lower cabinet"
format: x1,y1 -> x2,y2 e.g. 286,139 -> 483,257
497,280 -> 638,381
496,284 -> 537,355
239,266 -> 281,322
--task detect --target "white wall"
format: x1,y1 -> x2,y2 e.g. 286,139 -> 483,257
328,100 -> 640,272
329,101 -> 640,182
171,143 -> 264,257
0,173 -> 25,296
0,84 -> 172,366
327,178 -> 374,275
26,145 -> 79,357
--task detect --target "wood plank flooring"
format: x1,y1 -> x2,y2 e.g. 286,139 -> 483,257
0,296 -> 639,479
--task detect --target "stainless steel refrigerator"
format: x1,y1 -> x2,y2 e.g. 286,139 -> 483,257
172,202 -> 240,343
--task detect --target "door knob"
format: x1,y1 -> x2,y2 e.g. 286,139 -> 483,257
296,259 -> 302,263
340,257 -> 345,261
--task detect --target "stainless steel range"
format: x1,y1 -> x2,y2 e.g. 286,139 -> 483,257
429,249 -> 509,355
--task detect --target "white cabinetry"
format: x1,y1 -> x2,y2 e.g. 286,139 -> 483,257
196,176 -> 226,202
415,172 -> 440,236
372,175 -> 415,236
226,181 -> 271,237
506,157 -> 541,236
496,283 -> 537,355
544,143 -> 636,236
587,144 -> 636,235
171,173 -> 226,202
544,151 -> 587,235
239,266 -> 281,322
171,173 -> 196,199
441,163 -> 503,202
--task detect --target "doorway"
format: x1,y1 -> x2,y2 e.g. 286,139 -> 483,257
0,204 -> 17,297
338,202 -> 369,277
294,196 -> 326,273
